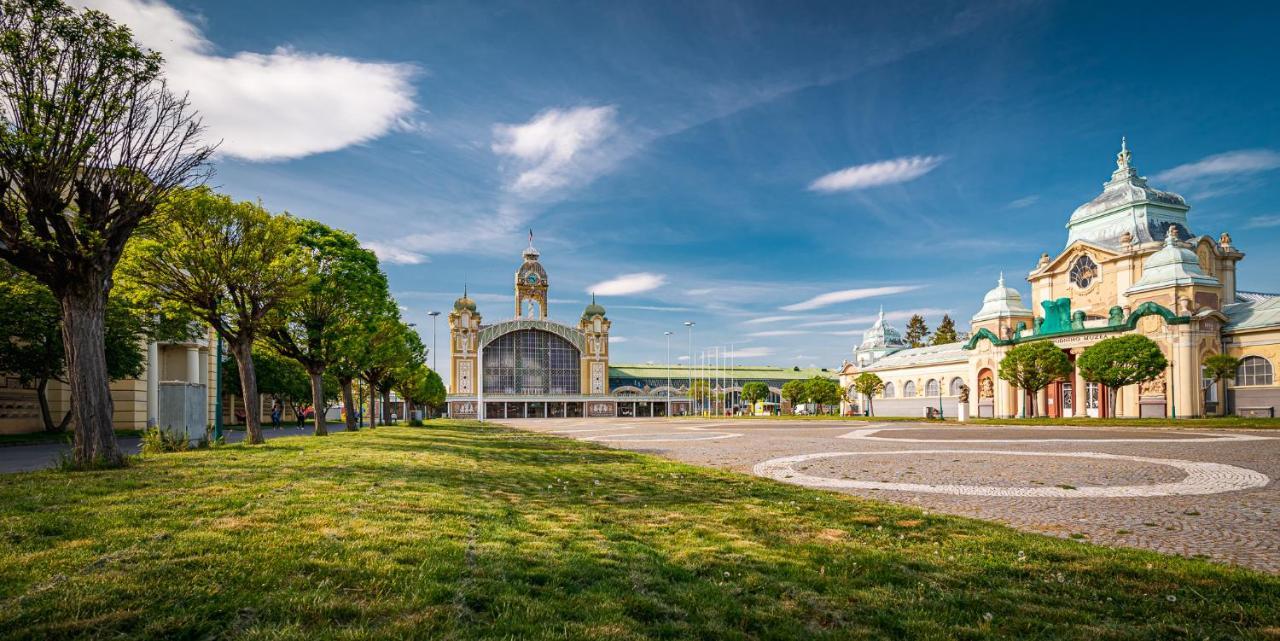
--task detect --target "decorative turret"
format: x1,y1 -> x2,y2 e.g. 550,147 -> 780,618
970,273 -> 1035,339
578,293 -> 611,395
447,285 -> 482,395
853,307 -> 907,367
1066,138 -> 1191,248
515,230 -> 549,319
452,285 -> 478,314
581,292 -> 606,320
1126,225 -> 1220,295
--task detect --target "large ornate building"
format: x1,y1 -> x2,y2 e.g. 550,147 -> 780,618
839,141 -> 1280,419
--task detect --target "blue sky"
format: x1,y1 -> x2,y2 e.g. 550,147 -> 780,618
85,0 -> 1280,377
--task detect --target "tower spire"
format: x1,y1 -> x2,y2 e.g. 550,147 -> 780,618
998,271 -> 1005,287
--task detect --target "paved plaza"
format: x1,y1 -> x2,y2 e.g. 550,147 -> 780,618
504,418 -> 1280,573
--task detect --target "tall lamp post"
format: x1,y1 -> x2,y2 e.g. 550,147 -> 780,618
427,311 -> 441,372
683,321 -> 695,416
664,331 -> 673,418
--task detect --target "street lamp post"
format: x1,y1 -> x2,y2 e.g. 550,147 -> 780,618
664,331 -> 673,418
683,321 -> 694,416
427,311 -> 441,373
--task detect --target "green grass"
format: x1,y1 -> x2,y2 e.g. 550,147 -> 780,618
0,422 -> 1277,640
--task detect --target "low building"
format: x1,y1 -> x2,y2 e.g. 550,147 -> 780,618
839,140 -> 1280,419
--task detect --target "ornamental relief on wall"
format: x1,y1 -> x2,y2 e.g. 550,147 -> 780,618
1138,371 -> 1167,397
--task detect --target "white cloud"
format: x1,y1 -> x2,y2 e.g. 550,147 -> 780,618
588,272 -> 668,296
780,285 -> 923,312
742,314 -> 806,325
1154,149 -> 1280,184
81,0 -> 418,162
808,155 -> 946,193
747,330 -> 806,337
797,307 -> 951,328
365,241 -> 428,265
492,105 -> 620,195
1007,195 -> 1039,209
1244,215 -> 1280,229
677,355 -> 690,361
726,346 -> 773,359
608,336 -> 628,343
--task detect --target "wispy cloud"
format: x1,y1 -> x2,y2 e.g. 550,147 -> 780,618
742,314 -> 807,325
726,346 -> 774,359
1154,149 -> 1280,184
493,105 -> 620,195
366,241 -> 430,265
82,0 -> 417,161
610,304 -> 694,312
588,272 -> 668,296
1243,215 -> 1280,229
780,285 -> 923,311
608,336 -> 628,343
808,155 -> 946,193
797,308 -> 951,328
746,330 -> 807,337
1007,195 -> 1039,208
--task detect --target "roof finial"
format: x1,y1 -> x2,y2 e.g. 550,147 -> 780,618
1121,136 -> 1127,153
1116,136 -> 1133,172
998,271 -> 1005,287
591,291 -> 596,305
528,228 -> 534,246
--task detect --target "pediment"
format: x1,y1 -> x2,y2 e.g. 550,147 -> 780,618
1035,240 -> 1123,275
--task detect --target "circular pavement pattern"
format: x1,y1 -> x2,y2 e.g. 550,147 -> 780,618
753,449 -> 1271,498
839,427 -> 1276,444
584,431 -> 743,442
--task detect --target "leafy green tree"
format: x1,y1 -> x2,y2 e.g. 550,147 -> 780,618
0,0 -> 213,467
1076,335 -> 1168,418
998,340 -> 1073,417
803,376 -> 842,414
780,379 -> 806,413
395,366 -> 446,419
740,381 -> 769,409
223,349 -> 338,426
904,314 -> 930,348
1201,354 -> 1241,416
120,188 -> 305,445
264,220 -> 385,436
0,264 -> 146,432
851,372 -> 885,416
932,315 -> 959,345
356,317 -> 416,428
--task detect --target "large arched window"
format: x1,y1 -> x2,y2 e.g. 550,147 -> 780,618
925,379 -> 940,397
483,329 -> 581,394
949,377 -> 965,396
903,381 -> 916,398
1237,356 -> 1274,386
883,382 -> 895,398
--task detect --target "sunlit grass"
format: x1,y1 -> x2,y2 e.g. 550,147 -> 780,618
0,421 -> 1276,639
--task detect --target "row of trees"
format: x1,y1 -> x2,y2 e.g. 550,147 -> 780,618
903,313 -> 960,348
0,1 -> 440,466
848,334 -> 1242,417
780,376 -> 842,413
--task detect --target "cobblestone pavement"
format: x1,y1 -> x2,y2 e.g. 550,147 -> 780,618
503,418 -> 1280,573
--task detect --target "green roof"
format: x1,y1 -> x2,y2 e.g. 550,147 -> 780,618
609,363 -> 836,380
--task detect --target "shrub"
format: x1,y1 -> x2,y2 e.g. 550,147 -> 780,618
408,418 -> 424,427
140,428 -> 191,455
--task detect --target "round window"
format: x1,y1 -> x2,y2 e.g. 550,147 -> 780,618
1070,255 -> 1099,289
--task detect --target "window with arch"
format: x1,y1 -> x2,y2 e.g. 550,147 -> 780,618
1070,254 -> 1099,289
925,379 -> 940,396
949,377 -> 965,396
883,382 -> 895,398
903,381 -> 916,398
482,329 -> 581,394
1237,356 -> 1274,386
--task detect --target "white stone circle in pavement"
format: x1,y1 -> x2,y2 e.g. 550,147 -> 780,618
549,425 -> 637,434
584,431 -> 743,442
839,427 -> 1276,444
753,450 -> 1271,497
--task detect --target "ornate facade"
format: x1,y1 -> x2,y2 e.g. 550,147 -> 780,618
839,141 -> 1280,419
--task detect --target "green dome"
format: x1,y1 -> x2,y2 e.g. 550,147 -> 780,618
453,288 -> 477,313
582,294 -> 606,319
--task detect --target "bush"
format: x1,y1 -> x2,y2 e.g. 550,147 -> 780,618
140,428 -> 193,455
408,418 -> 424,427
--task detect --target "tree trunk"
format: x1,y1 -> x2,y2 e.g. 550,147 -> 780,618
310,371 -> 328,436
381,388 -> 393,424
1108,386 -> 1118,419
367,383 -> 378,428
59,286 -> 124,467
341,378 -> 357,432
229,338 -> 265,444
869,396 -> 875,417
36,378 -> 73,433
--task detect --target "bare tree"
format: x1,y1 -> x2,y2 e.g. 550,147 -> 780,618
0,1 -> 213,467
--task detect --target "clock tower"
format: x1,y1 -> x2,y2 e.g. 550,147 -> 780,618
515,231 -> 549,319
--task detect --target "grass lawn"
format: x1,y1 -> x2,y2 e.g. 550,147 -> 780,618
1,422 -> 1277,640
712,414 -> 1280,429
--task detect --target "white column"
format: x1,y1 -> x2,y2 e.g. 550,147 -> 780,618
476,347 -> 485,421
186,347 -> 200,385
146,342 -> 159,427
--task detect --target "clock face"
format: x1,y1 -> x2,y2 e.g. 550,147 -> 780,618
1070,255 -> 1098,289
525,273 -> 539,284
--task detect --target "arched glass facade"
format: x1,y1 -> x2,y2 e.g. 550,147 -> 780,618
483,329 -> 581,394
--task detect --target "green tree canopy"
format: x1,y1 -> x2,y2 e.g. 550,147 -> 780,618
904,314 -> 930,348
932,315 -> 959,345
1076,335 -> 1168,418
851,372 -> 885,416
120,187 -> 305,444
780,379 -> 806,411
998,340 -> 1073,417
0,0 -> 213,467
740,381 -> 769,406
0,264 -> 146,432
803,376 -> 843,411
